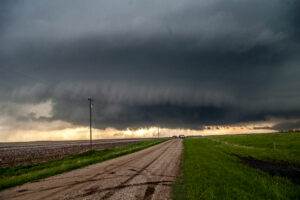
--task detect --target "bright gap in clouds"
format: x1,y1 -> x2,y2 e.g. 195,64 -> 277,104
0,100 -> 276,142
1,126 -> 276,142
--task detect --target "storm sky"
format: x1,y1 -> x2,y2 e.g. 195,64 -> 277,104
1,0 -> 300,140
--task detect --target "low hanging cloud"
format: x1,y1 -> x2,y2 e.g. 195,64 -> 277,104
271,120 -> 300,131
0,0 -> 300,134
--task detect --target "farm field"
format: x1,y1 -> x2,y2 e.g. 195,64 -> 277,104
0,138 -> 153,168
173,132 -> 300,200
0,139 -> 166,191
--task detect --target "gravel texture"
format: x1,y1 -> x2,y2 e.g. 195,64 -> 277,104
0,139 -> 182,200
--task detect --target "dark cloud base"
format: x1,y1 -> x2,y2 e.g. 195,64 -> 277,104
1,0 -> 300,132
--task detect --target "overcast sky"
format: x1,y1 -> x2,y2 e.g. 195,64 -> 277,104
1,0 -> 300,140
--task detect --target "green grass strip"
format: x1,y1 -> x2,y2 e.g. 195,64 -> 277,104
173,137 -> 300,200
209,132 -> 300,166
0,139 -> 166,191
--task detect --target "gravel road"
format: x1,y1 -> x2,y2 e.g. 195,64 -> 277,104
0,139 -> 182,200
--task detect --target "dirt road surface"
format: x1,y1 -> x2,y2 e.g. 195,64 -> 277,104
0,139 -> 182,200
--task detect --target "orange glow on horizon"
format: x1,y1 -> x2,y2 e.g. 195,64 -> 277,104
1,124 -> 276,142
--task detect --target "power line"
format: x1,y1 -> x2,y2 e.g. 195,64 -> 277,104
88,98 -> 93,150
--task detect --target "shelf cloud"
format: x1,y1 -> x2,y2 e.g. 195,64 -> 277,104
1,0 -> 300,139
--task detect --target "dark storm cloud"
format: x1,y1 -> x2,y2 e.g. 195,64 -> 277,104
0,1 -> 13,32
1,0 -> 300,130
272,120 -> 300,131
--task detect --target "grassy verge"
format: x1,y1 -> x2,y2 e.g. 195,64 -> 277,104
209,132 -> 300,166
0,139 -> 166,191
173,133 -> 300,200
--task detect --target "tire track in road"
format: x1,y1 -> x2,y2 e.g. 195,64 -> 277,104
80,181 -> 173,197
11,149 -> 153,199
142,145 -> 182,200
13,141 -> 172,200
0,139 -> 182,200
100,140 -> 175,199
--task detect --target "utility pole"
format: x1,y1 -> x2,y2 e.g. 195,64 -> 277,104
88,98 -> 93,150
158,127 -> 160,138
